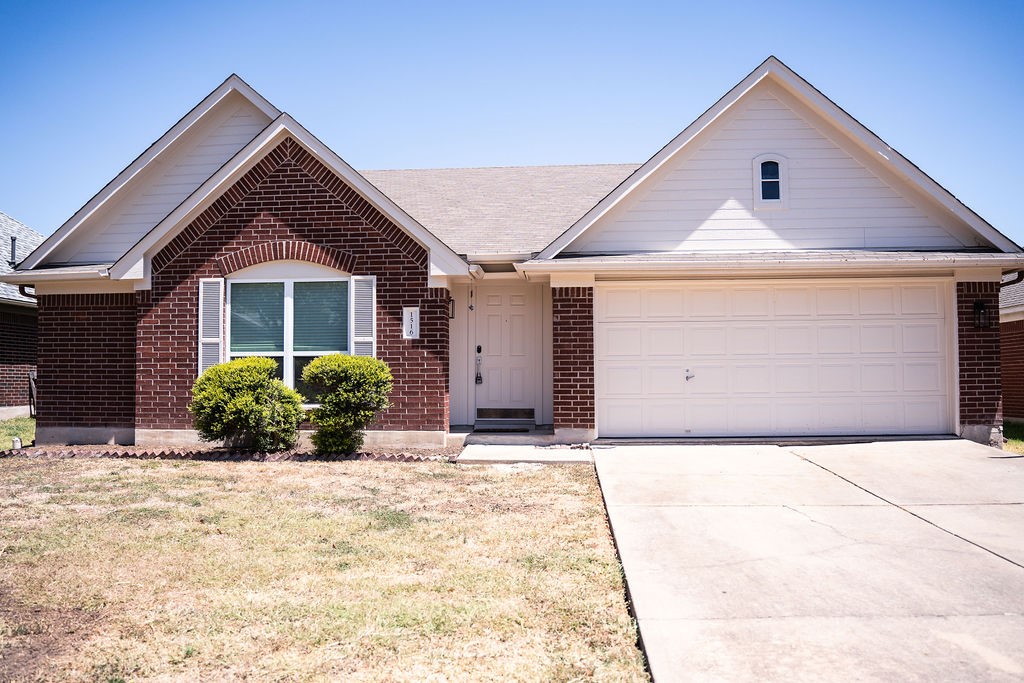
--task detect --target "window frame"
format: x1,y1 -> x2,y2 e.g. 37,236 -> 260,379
752,153 -> 788,210
226,276 -> 352,393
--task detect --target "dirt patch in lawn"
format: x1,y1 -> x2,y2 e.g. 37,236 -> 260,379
0,458 -> 646,681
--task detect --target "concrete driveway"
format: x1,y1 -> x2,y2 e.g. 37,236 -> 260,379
594,440 -> 1024,682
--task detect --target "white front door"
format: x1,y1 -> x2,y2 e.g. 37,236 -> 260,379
473,282 -> 541,422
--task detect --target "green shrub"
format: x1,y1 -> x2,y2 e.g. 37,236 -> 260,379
301,354 -> 393,454
189,357 -> 304,452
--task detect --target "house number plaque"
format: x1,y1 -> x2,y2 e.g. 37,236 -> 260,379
402,307 -> 420,339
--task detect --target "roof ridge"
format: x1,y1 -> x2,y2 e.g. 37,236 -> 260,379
361,162 -> 640,173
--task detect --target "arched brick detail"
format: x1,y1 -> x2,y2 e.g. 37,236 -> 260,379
215,240 -> 357,276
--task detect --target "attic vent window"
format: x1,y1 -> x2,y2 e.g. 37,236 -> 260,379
752,154 -> 788,209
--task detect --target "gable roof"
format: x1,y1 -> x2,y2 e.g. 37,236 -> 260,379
21,75 -> 281,271
362,164 -> 636,256
107,114 -> 469,281
536,56 -> 1021,259
0,212 -> 44,305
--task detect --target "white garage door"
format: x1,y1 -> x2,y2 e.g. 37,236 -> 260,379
595,281 -> 952,437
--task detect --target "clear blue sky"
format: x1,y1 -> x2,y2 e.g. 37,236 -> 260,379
1,0 -> 1021,244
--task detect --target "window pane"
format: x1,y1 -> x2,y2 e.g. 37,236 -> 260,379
760,160 -> 779,180
230,283 -> 284,352
294,281 -> 348,352
761,180 -> 780,200
294,356 -> 321,403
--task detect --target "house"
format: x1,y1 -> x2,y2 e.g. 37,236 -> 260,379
0,211 -> 43,419
4,57 -> 1022,448
1000,278 -> 1024,421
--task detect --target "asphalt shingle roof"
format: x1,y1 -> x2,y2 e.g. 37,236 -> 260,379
1001,277 -> 1024,310
362,164 -> 638,256
0,211 -> 44,305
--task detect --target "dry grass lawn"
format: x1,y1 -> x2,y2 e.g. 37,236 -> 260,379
1004,422 -> 1024,455
0,457 -> 646,682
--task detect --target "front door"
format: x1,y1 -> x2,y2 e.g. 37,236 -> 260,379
473,282 -> 541,424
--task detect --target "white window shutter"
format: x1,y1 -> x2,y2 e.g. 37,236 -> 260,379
198,278 -> 225,374
351,276 -> 376,357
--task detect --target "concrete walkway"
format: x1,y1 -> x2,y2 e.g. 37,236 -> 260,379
594,440 -> 1024,682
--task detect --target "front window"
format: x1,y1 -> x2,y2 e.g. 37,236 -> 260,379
760,160 -> 780,200
752,153 -> 787,209
228,279 -> 348,398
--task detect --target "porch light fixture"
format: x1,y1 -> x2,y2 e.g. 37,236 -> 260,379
973,299 -> 992,329
447,296 -> 456,319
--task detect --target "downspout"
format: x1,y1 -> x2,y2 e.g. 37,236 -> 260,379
18,285 -> 36,300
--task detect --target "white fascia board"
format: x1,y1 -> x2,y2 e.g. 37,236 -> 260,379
536,56 -> 1021,259
110,116 -> 468,282
23,75 -> 281,271
1001,307 -> 1024,322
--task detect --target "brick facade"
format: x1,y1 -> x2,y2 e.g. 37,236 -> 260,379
1000,318 -> 1024,420
134,137 -> 449,433
0,304 -> 37,408
551,287 -> 594,429
36,293 -> 136,427
957,282 -> 1002,443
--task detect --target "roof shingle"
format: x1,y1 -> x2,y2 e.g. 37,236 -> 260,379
0,211 -> 44,305
361,164 -> 637,256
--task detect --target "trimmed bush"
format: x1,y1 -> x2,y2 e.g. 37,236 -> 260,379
301,354 -> 393,454
189,357 -> 304,452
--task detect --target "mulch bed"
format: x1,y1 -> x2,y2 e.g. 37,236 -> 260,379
0,444 -> 463,463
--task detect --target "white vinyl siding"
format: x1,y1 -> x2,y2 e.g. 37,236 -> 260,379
571,84 -> 970,253
595,280 -> 952,438
51,93 -> 272,264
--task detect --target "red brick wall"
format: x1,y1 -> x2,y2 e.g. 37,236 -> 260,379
957,282 -> 1002,427
36,293 -> 136,427
552,287 -> 594,429
0,305 -> 37,407
137,137 -> 449,432
1001,318 -> 1024,420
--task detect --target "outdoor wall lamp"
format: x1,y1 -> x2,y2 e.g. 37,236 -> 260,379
447,297 -> 456,319
973,299 -> 992,329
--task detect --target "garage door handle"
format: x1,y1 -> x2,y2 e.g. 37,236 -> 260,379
685,370 -> 695,381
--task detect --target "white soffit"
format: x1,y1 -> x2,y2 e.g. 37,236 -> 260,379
109,115 -> 468,282
537,56 -> 1021,258
22,75 -> 281,270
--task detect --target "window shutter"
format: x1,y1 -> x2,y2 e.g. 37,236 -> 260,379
351,276 -> 376,357
198,278 -> 225,374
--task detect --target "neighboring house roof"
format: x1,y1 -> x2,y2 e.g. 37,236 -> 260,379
537,56 -> 1022,259
1000,278 -> 1024,313
0,211 -> 44,305
362,164 -> 637,256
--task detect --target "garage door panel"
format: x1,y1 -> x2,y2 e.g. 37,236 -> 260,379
729,327 -> 771,355
903,361 -> 942,392
647,366 -> 686,394
731,288 -> 772,317
903,323 -> 941,353
686,364 -> 729,394
600,325 -> 642,357
776,325 -> 815,354
818,325 -> 856,354
860,325 -> 899,353
733,365 -> 772,394
648,326 -> 685,356
859,287 -> 897,315
596,281 -> 951,438
901,285 -> 941,315
688,326 -> 727,355
775,363 -> 816,393
601,365 -> 644,395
